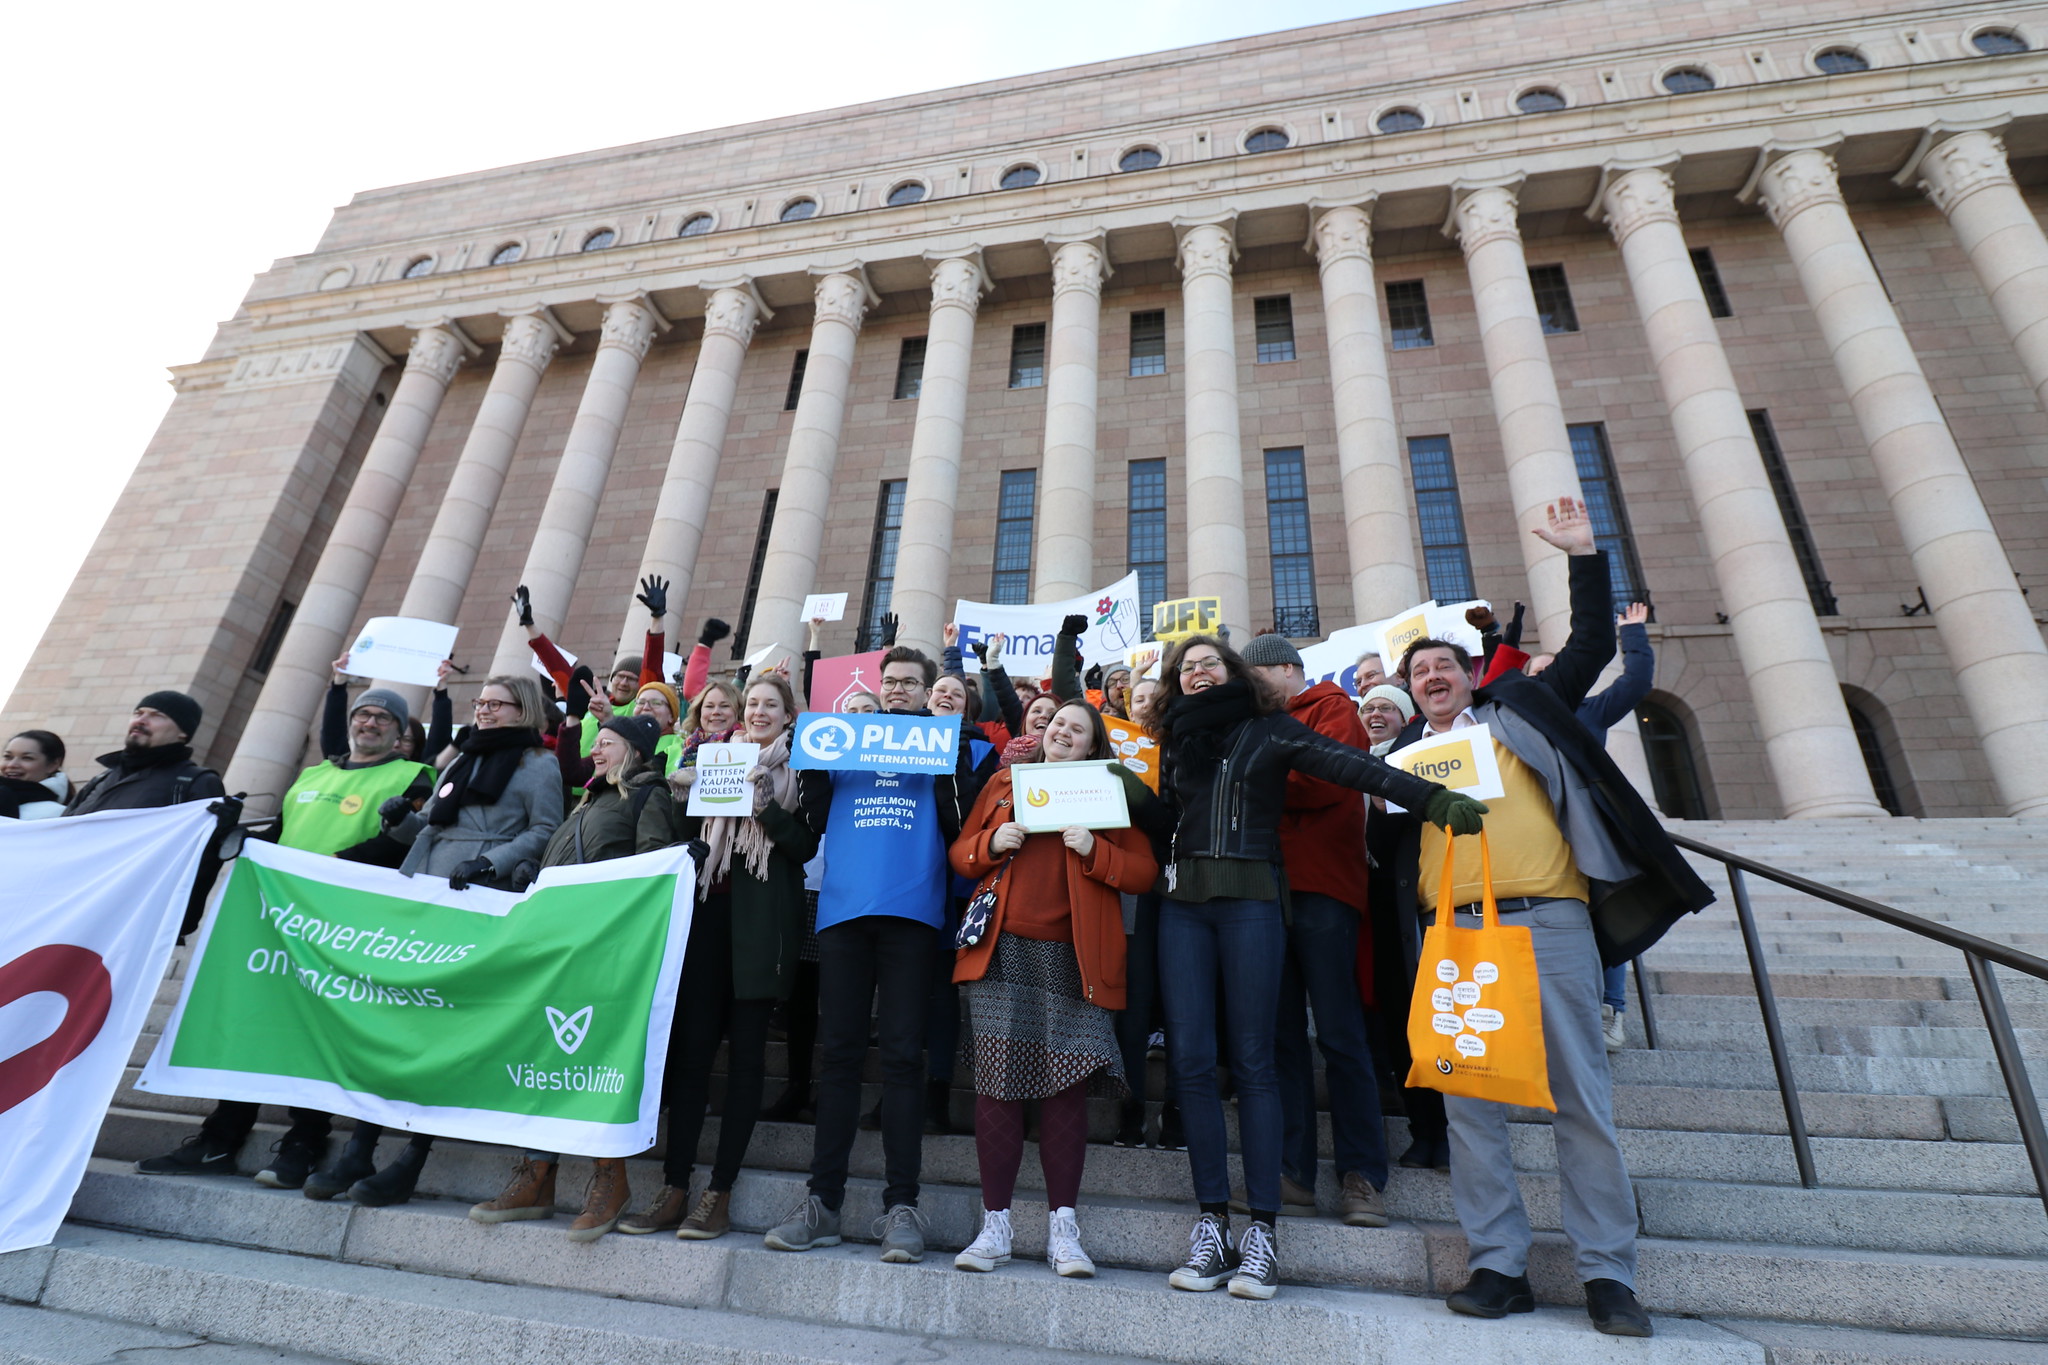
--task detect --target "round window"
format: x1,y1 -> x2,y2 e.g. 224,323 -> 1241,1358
1376,107 -> 1426,134
677,213 -> 713,237
779,198 -> 818,222
1813,46 -> 1870,74
401,256 -> 434,279
1516,88 -> 1567,113
581,229 -> 616,251
1244,127 -> 1289,153
490,243 -> 523,265
1662,67 -> 1715,93
1118,146 -> 1163,172
999,164 -> 1041,190
1973,27 -> 2028,54
885,181 -> 926,206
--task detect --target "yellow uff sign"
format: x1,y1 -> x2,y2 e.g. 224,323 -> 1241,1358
1152,597 -> 1222,642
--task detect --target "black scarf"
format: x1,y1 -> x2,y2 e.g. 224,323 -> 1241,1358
1159,678 -> 1262,774
97,742 -> 195,773
0,776 -> 58,818
425,727 -> 539,826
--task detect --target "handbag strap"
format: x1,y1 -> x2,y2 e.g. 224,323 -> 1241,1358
1436,829 -> 1498,927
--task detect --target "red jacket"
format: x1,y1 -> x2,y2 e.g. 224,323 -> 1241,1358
1279,680 -> 1371,911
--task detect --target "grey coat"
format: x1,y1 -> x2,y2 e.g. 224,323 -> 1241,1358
391,747 -> 563,887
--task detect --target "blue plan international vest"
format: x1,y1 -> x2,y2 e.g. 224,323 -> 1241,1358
816,769 -> 949,933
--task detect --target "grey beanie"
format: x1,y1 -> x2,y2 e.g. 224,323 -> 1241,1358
1239,634 -> 1304,669
350,687 -> 411,731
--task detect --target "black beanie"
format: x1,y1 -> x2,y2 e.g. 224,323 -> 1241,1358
601,713 -> 663,762
137,690 -> 203,741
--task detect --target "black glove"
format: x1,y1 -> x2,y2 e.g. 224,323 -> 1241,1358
1504,602 -> 1527,649
448,856 -> 494,891
1061,614 -> 1089,638
378,795 -> 413,827
684,838 -> 711,867
1084,664 -> 1103,689
637,575 -> 669,622
698,617 -> 731,647
565,664 -> 596,720
510,585 -> 534,628
880,612 -> 900,647
970,641 -> 988,665
1422,789 -> 1489,836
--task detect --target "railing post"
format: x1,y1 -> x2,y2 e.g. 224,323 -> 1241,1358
1727,866 -> 1818,1189
1631,955 -> 1660,1050
1964,952 -> 2048,1221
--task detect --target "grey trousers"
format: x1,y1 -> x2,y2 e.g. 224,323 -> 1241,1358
1436,897 -> 1638,1286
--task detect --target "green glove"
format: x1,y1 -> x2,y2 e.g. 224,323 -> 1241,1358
1423,788 -> 1489,836
1109,762 -> 1151,808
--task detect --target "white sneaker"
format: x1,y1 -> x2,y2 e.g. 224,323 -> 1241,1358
954,1207 -> 1012,1272
1602,1004 -> 1627,1053
1048,1206 -> 1095,1278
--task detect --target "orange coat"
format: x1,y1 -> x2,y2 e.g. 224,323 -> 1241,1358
947,766 -> 1156,1009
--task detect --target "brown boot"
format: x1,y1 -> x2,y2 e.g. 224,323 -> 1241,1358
1339,1171 -> 1389,1228
675,1188 -> 731,1241
469,1157 -> 556,1224
616,1182 -> 692,1235
567,1158 -> 629,1242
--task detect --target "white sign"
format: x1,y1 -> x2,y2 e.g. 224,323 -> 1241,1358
1378,600 -> 1488,678
345,616 -> 459,689
532,643 -> 576,681
801,592 -> 848,622
954,573 -> 1144,677
1384,722 -> 1507,813
686,741 -> 762,816
1007,760 -> 1132,832
0,804 -> 218,1253
662,651 -> 683,682
743,641 -> 789,673
1125,642 -> 1164,682
1298,619 -> 1394,697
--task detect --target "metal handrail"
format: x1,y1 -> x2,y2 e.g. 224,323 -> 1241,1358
1663,830 -> 2048,1220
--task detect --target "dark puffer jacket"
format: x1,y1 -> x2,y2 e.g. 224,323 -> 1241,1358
539,768 -> 680,868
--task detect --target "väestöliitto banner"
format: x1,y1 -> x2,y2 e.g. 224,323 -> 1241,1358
138,840 -> 696,1157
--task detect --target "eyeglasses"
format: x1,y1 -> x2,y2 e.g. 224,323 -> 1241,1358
1177,656 -> 1226,676
353,710 -> 397,727
878,676 -> 921,692
473,698 -> 520,714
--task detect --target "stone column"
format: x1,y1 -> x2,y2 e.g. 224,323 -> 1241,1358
1175,217 -> 1252,639
1750,145 -> 2048,818
890,253 -> 991,655
225,322 -> 469,804
1446,178 -> 1587,651
1033,235 -> 1111,603
617,282 -> 770,657
743,267 -> 875,662
1598,163 -> 1884,818
381,308 -> 567,699
1903,125 -> 2048,422
490,295 -> 668,674
1309,199 -> 1422,621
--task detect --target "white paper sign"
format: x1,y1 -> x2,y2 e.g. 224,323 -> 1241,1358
743,641 -> 789,673
345,617 -> 459,689
953,573 -> 1144,677
802,592 -> 849,622
531,643 -> 576,681
1378,600 -> 1489,678
686,741 -> 762,816
662,651 -> 683,682
1297,619 -> 1394,696
1125,642 -> 1165,681
1007,760 -> 1132,832
1384,723 -> 1507,813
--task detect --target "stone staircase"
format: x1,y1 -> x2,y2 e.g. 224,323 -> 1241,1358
6,817 -> 2047,1363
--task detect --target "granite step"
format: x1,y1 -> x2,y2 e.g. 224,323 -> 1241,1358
0,1301 -> 346,1365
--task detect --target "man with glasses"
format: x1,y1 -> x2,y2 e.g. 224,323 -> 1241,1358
767,645 -> 984,1265
135,688 -> 435,1188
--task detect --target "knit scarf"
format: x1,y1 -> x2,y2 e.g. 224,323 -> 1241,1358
998,732 -> 1041,768
1158,679 -> 1262,792
0,776 -> 58,818
697,729 -> 798,895
425,727 -> 539,826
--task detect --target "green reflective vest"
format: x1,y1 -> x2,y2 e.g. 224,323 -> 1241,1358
280,757 -> 434,856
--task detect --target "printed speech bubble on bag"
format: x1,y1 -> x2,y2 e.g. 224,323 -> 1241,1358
1451,981 -> 1481,1007
1455,1034 -> 1487,1057
1463,1007 -> 1505,1032
1473,962 -> 1499,985
1436,959 -> 1459,983
1433,1012 -> 1464,1036
1431,987 -> 1454,1012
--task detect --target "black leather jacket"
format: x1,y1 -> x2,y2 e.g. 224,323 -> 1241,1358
1160,711 -> 1441,864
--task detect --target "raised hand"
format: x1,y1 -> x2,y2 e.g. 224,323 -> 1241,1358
943,622 -> 960,648
330,655 -> 351,684
1619,602 -> 1650,627
637,575 -> 670,622
435,659 -> 455,690
698,617 -> 732,647
807,617 -> 825,651
510,585 -> 535,629
880,612 -> 900,647
1464,603 -> 1497,631
1532,495 -> 1595,556
1061,614 -> 1089,638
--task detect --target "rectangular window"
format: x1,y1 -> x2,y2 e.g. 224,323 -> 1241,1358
1263,449 -> 1319,636
1689,247 -> 1733,318
893,337 -> 927,400
1385,280 -> 1434,350
1408,436 -> 1476,603
1747,410 -> 1837,615
1129,309 -> 1167,377
1528,264 -> 1580,335
1128,459 -> 1168,640
856,480 -> 907,651
1566,423 -> 1649,606
250,599 -> 296,676
1253,295 -> 1297,363
731,489 -> 779,658
783,349 -> 809,411
990,469 -> 1038,604
1008,323 -> 1046,388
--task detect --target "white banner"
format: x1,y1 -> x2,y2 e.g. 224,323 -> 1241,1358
1298,619 -> 1394,697
345,616 -> 459,689
954,573 -> 1144,678
0,803 -> 217,1253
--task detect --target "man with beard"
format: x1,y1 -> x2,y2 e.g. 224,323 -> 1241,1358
64,694 -> 234,918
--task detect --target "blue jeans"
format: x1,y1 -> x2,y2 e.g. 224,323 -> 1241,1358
1275,892 -> 1389,1190
1603,962 -> 1629,1012
1159,895 -> 1287,1211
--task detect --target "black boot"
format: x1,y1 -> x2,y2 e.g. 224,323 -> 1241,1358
924,1078 -> 953,1135
1153,1100 -> 1186,1152
348,1138 -> 431,1207
303,1131 -> 378,1201
761,1083 -> 813,1124
1113,1099 -> 1145,1148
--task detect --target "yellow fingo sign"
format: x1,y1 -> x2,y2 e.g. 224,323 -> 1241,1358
1407,739 -> 1478,789
1380,611 -> 1431,669
1386,722 -> 1507,810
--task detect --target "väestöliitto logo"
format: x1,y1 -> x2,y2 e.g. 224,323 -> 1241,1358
546,1005 -> 593,1055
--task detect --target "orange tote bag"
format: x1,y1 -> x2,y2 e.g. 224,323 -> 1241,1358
1405,832 -> 1554,1111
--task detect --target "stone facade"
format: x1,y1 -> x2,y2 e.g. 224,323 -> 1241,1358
9,0 -> 2048,822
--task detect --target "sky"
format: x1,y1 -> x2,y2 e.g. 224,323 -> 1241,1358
0,0 -> 1449,713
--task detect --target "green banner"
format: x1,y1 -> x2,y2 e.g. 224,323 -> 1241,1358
138,839 -> 694,1156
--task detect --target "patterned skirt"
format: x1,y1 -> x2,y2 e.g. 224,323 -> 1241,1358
962,933 -> 1126,1102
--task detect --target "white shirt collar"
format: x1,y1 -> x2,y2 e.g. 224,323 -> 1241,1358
1425,706 -> 1479,734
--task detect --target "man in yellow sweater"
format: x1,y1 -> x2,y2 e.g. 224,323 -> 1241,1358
1389,495 -> 1713,1339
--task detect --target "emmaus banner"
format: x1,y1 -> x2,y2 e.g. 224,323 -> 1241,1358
139,840 -> 696,1157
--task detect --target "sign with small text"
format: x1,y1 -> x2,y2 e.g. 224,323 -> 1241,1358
346,617 -> 459,689
1007,760 -> 1132,832
1385,723 -> 1506,813
685,742 -> 762,816
790,712 -> 961,773
801,593 -> 848,623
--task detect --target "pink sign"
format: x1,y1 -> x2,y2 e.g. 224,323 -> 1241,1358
808,650 -> 887,712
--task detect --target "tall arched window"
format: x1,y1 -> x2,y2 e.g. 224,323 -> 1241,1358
1841,688 -> 1913,816
1637,698 -> 1711,819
